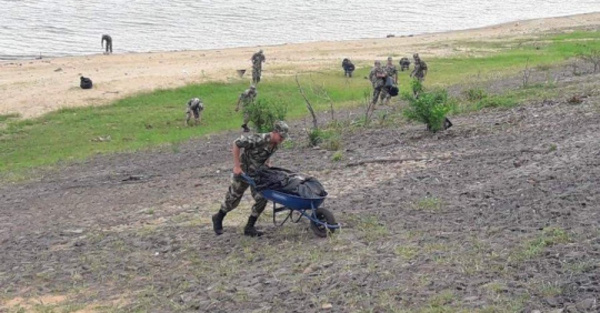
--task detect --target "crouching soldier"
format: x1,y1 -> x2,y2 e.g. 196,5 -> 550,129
342,58 -> 355,77
212,121 -> 290,237
399,57 -> 411,71
185,97 -> 204,126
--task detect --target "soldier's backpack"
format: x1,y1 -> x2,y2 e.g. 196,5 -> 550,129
80,76 -> 93,89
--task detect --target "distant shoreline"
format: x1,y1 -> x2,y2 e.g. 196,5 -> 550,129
2,12 -> 598,62
1,12 -> 599,119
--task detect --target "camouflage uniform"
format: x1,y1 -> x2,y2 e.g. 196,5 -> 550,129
369,62 -> 386,105
185,98 -> 204,125
251,50 -> 266,84
219,133 -> 278,218
101,34 -> 112,54
380,59 -> 398,103
238,87 -> 257,126
411,55 -> 428,82
399,57 -> 410,71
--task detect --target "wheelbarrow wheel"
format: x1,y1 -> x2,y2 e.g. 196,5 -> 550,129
310,208 -> 336,237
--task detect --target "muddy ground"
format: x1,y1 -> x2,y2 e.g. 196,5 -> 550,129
1,65 -> 599,313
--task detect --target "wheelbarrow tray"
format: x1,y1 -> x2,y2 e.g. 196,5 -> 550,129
261,189 -> 326,210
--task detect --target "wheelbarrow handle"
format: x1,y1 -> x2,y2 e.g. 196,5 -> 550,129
240,173 -> 256,187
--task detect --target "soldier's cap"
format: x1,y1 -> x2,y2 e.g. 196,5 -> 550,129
387,56 -> 393,61
273,121 -> 289,139
413,53 -> 420,58
250,85 -> 256,90
259,49 -> 263,53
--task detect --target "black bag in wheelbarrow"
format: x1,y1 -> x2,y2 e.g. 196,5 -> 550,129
253,166 -> 327,198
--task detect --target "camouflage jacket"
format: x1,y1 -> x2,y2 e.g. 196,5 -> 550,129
235,133 -> 277,174
251,53 -> 265,69
412,60 -> 428,77
369,67 -> 386,88
384,64 -> 398,80
239,89 -> 257,105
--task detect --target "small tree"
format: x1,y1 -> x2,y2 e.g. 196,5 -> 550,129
246,99 -> 287,132
403,88 -> 452,133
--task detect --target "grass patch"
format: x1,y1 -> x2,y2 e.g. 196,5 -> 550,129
414,196 -> 443,211
2,30 -> 600,175
0,113 -> 21,123
510,227 -> 571,263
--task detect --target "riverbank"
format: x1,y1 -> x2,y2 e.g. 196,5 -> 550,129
1,12 -> 599,119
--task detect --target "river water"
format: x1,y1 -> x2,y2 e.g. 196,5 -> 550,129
1,0 -> 598,60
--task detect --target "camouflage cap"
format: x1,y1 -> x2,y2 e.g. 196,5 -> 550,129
250,84 -> 256,90
413,53 -> 420,59
387,56 -> 393,61
273,121 -> 289,139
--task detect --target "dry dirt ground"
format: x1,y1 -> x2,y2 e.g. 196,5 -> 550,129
1,67 -> 600,312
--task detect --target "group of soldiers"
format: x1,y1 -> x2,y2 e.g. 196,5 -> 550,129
366,53 -> 428,105
186,50 -> 263,130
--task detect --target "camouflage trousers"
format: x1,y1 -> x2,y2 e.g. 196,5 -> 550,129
252,67 -> 261,84
220,174 -> 268,218
243,110 -> 250,125
372,86 -> 383,105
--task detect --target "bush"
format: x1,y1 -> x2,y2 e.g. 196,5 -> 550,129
403,89 -> 452,133
246,99 -> 287,132
464,88 -> 487,101
307,128 -> 342,151
476,95 -> 518,109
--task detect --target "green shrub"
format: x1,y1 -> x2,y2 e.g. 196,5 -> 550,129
307,128 -> 342,150
476,95 -> 518,109
410,79 -> 423,95
403,89 -> 452,133
246,99 -> 287,132
331,151 -> 344,162
464,88 -> 488,101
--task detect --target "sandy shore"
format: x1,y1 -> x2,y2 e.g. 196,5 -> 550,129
1,12 -> 599,119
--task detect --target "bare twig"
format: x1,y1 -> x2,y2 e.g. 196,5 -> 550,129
295,75 -> 318,129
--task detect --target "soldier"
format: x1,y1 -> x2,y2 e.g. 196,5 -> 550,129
410,53 -> 428,82
236,85 -> 258,132
342,58 -> 355,77
101,34 -> 112,54
380,56 -> 399,105
185,97 -> 204,126
399,57 -> 411,71
251,49 -> 266,84
368,60 -> 387,106
212,121 -> 290,237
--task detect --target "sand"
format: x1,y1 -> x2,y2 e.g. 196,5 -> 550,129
1,12 -> 599,119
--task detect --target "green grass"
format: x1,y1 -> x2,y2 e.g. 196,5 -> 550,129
1,30 -> 599,175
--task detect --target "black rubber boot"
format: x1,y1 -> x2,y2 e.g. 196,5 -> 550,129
241,124 -> 250,132
212,210 -> 227,235
244,216 -> 263,237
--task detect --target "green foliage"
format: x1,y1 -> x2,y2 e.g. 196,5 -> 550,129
403,89 -> 453,132
246,99 -> 287,133
476,95 -> 518,109
307,128 -> 342,151
331,150 -> 344,162
464,88 -> 488,101
410,79 -> 423,95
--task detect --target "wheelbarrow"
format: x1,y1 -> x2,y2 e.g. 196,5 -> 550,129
241,173 -> 340,237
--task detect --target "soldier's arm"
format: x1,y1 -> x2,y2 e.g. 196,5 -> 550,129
232,143 -> 243,175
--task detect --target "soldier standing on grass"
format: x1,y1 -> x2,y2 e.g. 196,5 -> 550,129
381,56 -> 399,105
410,53 -> 428,82
236,85 -> 258,132
368,60 -> 387,106
399,57 -> 411,71
211,121 -> 290,237
251,49 -> 266,84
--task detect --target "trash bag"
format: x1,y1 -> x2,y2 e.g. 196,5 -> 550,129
388,85 -> 399,97
253,166 -> 327,198
80,76 -> 93,89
